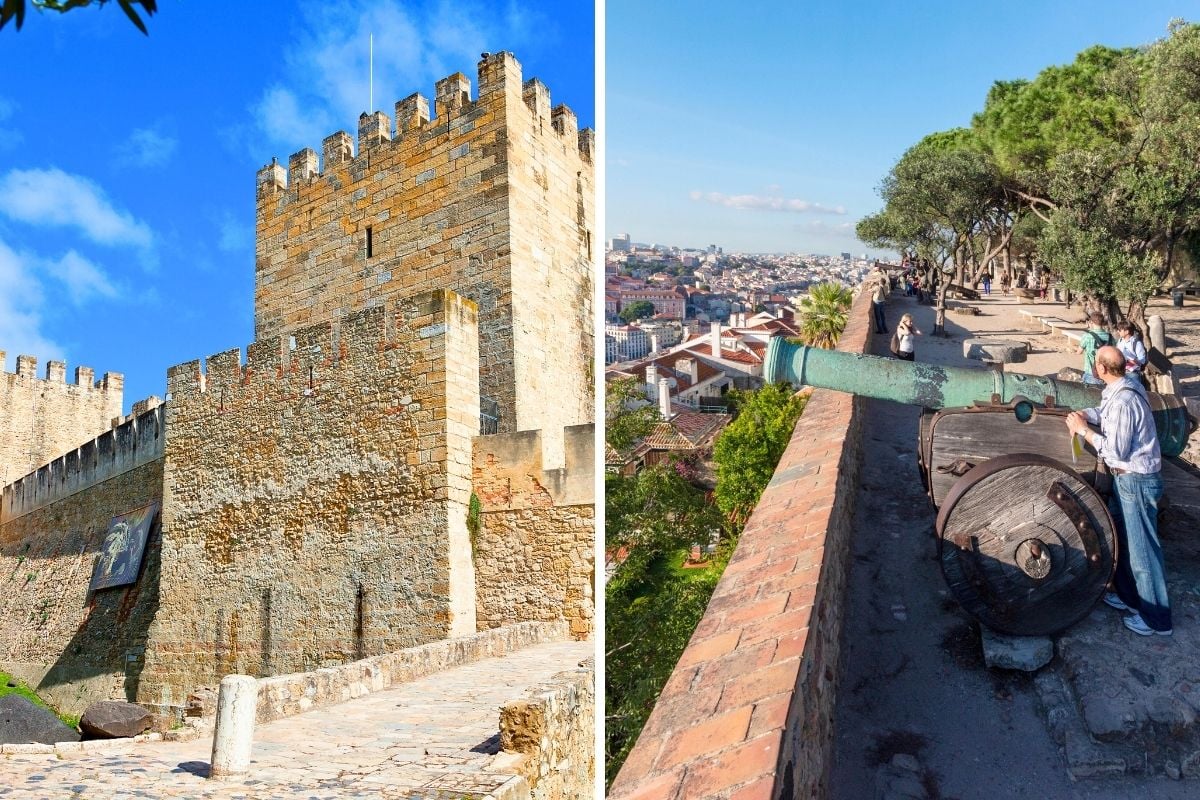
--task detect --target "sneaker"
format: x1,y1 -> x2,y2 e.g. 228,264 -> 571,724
1102,592 -> 1129,611
1123,613 -> 1172,637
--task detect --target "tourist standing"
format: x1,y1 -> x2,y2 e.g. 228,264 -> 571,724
869,267 -> 888,334
1077,313 -> 1114,385
1065,346 -> 1170,636
894,313 -> 920,361
1115,320 -> 1148,384
981,273 -> 992,295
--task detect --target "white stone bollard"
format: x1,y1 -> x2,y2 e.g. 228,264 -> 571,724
209,674 -> 257,780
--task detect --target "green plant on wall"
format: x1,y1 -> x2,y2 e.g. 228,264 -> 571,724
467,492 -> 482,553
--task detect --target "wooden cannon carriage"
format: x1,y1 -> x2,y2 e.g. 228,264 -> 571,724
764,339 -> 1194,636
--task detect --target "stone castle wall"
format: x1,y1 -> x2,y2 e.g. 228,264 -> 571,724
253,52 -> 593,448
0,352 -> 123,487
0,406 -> 166,716
472,425 -> 594,640
136,290 -> 480,711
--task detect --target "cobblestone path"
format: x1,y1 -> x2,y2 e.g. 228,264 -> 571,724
0,640 -> 591,799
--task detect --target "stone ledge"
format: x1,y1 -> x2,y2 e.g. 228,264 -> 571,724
247,620 -> 568,726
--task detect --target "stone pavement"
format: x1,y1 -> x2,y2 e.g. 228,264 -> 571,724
831,289 -> 1200,797
0,640 -> 591,799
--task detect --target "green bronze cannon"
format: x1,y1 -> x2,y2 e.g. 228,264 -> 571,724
763,338 -> 1195,636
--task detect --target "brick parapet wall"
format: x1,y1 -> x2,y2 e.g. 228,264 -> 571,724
138,289 -> 480,710
497,655 -> 595,799
609,289 -> 874,800
472,425 -> 595,639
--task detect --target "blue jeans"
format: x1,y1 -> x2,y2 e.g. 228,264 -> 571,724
872,301 -> 887,333
1109,472 -> 1170,631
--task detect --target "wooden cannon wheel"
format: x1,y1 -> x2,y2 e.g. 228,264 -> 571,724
935,453 -> 1116,637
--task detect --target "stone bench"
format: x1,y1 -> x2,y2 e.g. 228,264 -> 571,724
964,338 -> 1029,365
1017,308 -> 1039,328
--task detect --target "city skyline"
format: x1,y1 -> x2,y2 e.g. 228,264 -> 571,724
605,1 -> 1197,257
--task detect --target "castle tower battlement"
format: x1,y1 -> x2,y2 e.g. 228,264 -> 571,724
0,351 -> 124,488
253,50 -> 594,444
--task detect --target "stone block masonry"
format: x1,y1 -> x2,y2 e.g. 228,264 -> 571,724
0,351 -> 122,487
609,291 -> 874,800
136,289 -> 481,712
0,406 -> 166,716
255,52 -> 594,445
472,424 -> 595,640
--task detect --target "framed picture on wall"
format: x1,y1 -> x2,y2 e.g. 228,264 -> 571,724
88,502 -> 160,593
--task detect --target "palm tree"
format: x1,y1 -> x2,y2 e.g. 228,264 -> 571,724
799,282 -> 853,348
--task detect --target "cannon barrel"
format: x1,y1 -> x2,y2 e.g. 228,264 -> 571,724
763,338 -> 1192,457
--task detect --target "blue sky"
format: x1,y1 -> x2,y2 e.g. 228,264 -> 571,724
605,0 -> 1200,256
0,0 -> 593,413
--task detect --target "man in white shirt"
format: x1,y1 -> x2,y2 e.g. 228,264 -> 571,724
1065,346 -> 1170,636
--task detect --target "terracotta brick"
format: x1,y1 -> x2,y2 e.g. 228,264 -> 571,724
657,704 -> 753,766
771,629 -> 810,663
739,608 -> 816,648
642,687 -> 722,738
727,775 -> 777,800
748,692 -> 794,738
678,732 -> 784,797
678,630 -> 741,668
611,766 -> 684,800
717,659 -> 802,712
721,592 -> 789,629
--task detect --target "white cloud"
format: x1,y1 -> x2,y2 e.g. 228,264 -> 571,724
44,250 -> 118,304
114,126 -> 178,168
690,190 -> 847,215
251,0 -> 536,152
0,168 -> 153,249
0,240 -> 64,367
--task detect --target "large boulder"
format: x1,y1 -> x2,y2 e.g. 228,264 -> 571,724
79,700 -> 152,739
0,694 -> 80,744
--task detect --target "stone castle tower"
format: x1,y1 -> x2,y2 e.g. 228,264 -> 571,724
255,51 -> 594,452
0,51 -> 595,718
0,353 -> 122,487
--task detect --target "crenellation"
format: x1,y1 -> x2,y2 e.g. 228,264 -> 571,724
45,360 -> 65,383
100,371 -> 123,393
395,93 -> 431,133
434,72 -> 472,119
551,104 -> 578,150
288,148 -> 318,183
358,110 -> 392,153
477,51 -> 522,99
257,158 -> 287,199
322,130 -> 354,168
522,78 -> 550,120
16,354 -> 36,377
75,365 -> 94,387
578,128 -> 594,162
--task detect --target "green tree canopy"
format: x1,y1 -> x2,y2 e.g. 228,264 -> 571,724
605,376 -> 658,453
618,300 -> 655,323
1,0 -> 156,33
712,383 -> 808,527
